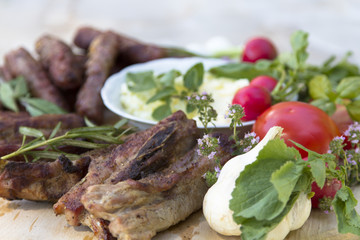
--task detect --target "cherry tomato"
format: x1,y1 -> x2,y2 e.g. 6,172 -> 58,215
311,178 -> 342,208
250,75 -> 278,92
253,101 -> 340,157
232,85 -> 271,121
242,37 -> 277,63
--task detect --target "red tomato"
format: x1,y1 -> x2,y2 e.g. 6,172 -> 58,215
250,75 -> 278,92
311,178 -> 342,208
242,37 -> 277,63
232,85 -> 271,121
253,101 -> 340,157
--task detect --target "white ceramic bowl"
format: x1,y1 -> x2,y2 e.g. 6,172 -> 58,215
101,57 -> 254,133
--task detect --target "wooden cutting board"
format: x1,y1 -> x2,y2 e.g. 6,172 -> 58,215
1,186 -> 360,240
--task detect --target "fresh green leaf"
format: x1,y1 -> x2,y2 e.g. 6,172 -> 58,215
26,151 -> 80,161
158,70 -> 181,87
49,122 -> 62,139
13,76 -> 28,98
209,62 -> 273,80
19,126 -> 44,138
126,71 -> 156,92
152,104 -> 172,121
310,99 -> 336,115
84,117 -> 97,127
288,30 -> 309,69
183,62 -> 204,91
0,82 -> 18,112
308,154 -> 326,188
270,161 -> 304,203
113,118 -> 128,129
230,138 -> 302,222
186,102 -> 196,113
55,139 -> 108,149
20,98 -> 67,116
308,75 -> 332,99
336,77 -> 360,99
67,126 -> 115,134
332,186 -> 360,235
146,87 -> 176,104
347,100 -> 360,121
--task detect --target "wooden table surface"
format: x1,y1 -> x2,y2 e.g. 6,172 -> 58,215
1,186 -> 360,240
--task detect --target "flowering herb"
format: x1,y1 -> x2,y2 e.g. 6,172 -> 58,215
224,104 -> 245,142
197,134 -> 221,186
187,92 -> 217,132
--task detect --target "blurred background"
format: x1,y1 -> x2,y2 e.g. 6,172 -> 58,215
0,0 -> 360,64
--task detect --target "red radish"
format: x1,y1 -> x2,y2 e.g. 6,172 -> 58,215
242,37 -> 277,63
250,75 -> 278,92
232,85 -> 271,121
311,178 -> 342,209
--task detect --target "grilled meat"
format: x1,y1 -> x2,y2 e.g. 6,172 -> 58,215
35,34 -> 85,90
53,111 -> 199,229
0,113 -> 85,145
0,155 -> 91,201
3,47 -> 70,111
82,132 -> 233,240
75,31 -> 119,123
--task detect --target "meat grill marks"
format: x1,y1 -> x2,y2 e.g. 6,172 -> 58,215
53,111 -> 199,229
81,132 -> 234,240
3,47 -> 70,111
35,35 -> 85,90
75,31 -> 119,123
0,155 -> 91,201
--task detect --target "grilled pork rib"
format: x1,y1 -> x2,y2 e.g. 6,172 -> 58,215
82,133 -> 234,240
53,111 -> 200,234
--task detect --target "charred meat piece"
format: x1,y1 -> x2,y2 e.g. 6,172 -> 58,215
35,35 -> 85,90
82,132 -> 233,240
3,47 -> 69,110
75,31 -> 119,123
0,155 -> 91,201
0,113 -> 85,145
53,111 -> 199,230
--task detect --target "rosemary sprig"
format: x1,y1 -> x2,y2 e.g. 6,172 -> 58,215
1,119 -> 132,161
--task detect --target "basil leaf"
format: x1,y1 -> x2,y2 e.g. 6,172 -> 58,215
183,63 -> 204,91
310,99 -> 336,115
158,70 -> 181,87
146,87 -> 176,104
126,71 -> 156,92
152,104 -> 172,121
209,62 -> 273,80
347,100 -> 360,121
0,82 -> 18,112
20,98 -> 67,116
336,76 -> 360,99
308,75 -> 332,99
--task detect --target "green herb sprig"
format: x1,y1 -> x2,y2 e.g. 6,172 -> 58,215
1,119 -> 132,162
126,63 -> 205,121
0,76 -> 67,116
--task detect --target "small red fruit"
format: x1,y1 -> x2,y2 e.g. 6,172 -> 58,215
242,37 -> 277,63
232,85 -> 272,121
250,75 -> 278,92
311,178 -> 342,208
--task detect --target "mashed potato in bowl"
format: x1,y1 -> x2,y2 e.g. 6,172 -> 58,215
101,57 -> 253,130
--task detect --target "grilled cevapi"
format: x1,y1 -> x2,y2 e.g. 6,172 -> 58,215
82,132 -> 234,240
35,35 -> 85,90
3,48 -> 70,111
75,31 -> 119,123
54,111 -> 200,239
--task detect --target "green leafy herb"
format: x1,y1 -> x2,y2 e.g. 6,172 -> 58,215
126,71 -> 156,92
152,103 -> 172,121
183,62 -> 204,91
20,98 -> 67,116
1,119 -> 132,162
